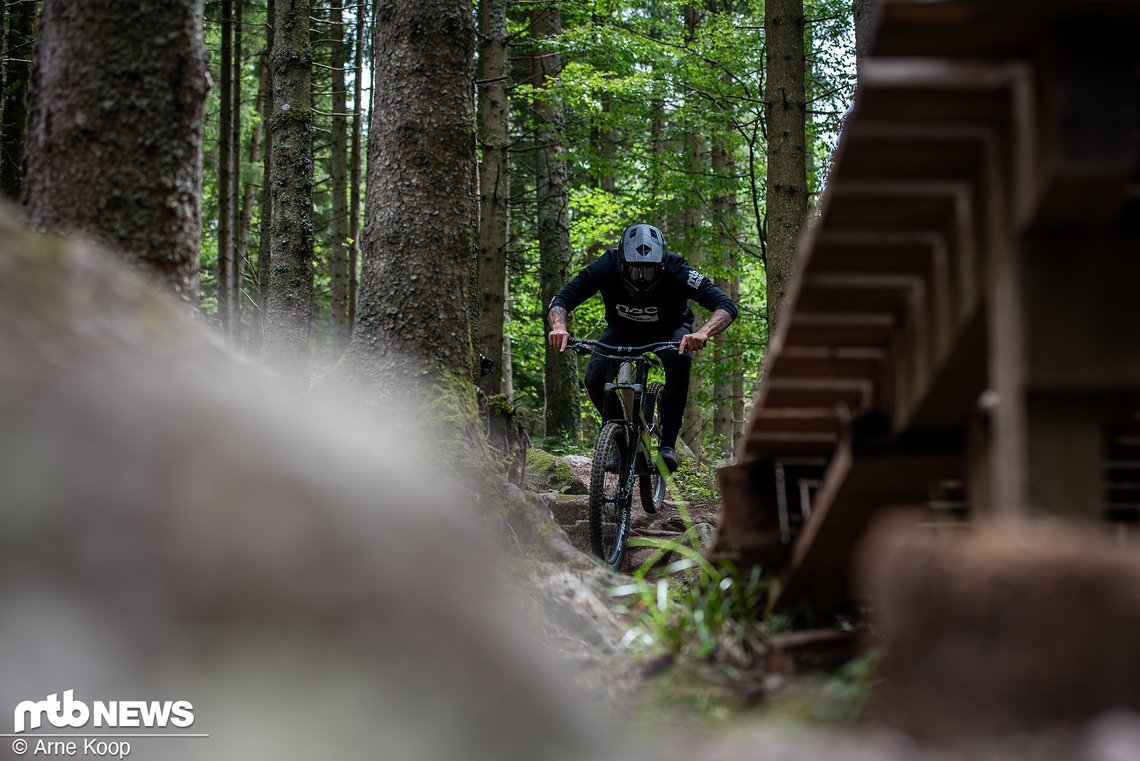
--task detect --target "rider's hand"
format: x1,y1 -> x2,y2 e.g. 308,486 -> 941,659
679,331 -> 709,353
547,327 -> 570,352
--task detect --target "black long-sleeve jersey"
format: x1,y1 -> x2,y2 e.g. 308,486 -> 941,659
548,249 -> 738,337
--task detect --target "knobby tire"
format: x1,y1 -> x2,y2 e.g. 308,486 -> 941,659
590,422 -> 631,570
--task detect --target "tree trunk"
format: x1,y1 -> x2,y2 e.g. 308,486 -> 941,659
328,0 -> 350,353
475,0 -> 509,398
348,0 -> 364,329
532,5 -> 578,441
501,268 -> 514,400
350,0 -> 477,379
853,0 -> 876,67
712,142 -> 736,456
218,0 -> 234,330
709,5 -> 737,457
1,0 -> 35,200
231,0 -> 244,329
263,0 -> 314,381
679,2 -> 704,462
731,276 -> 744,452
764,0 -> 807,333
22,0 -> 208,303
252,0 -> 274,354
236,52 -> 266,346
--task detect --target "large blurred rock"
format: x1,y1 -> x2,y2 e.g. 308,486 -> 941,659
0,208 -> 597,760
861,517 -> 1140,743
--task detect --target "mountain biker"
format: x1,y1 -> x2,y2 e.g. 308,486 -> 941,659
546,223 -> 738,472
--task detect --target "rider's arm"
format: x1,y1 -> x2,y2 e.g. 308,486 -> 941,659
696,308 -> 735,338
678,264 -> 737,352
686,268 -> 739,321
547,306 -> 571,351
546,254 -> 610,351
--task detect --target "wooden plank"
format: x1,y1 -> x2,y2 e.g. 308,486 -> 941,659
812,231 -> 945,276
856,60 -> 1021,128
822,181 -> 967,231
783,313 -> 895,349
752,408 -> 843,435
795,274 -> 917,315
836,124 -> 993,184
872,0 -> 1140,61
764,377 -> 872,410
769,441 -> 960,613
747,432 -> 841,458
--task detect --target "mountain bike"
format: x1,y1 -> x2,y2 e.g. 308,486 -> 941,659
569,339 -> 678,570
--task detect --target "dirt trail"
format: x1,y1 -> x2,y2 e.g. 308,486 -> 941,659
534,453 -> 720,573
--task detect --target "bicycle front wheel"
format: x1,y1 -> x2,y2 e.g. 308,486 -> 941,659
590,421 -> 632,570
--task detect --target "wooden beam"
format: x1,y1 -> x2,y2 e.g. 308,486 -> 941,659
769,441 -> 959,613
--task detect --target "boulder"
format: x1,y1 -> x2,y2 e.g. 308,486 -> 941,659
861,516 -> 1140,743
524,449 -> 591,495
0,208 -> 601,761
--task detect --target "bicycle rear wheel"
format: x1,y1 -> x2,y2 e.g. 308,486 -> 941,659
638,381 -> 666,514
590,422 -> 632,570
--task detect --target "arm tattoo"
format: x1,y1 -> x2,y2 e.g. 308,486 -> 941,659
548,306 -> 568,329
701,309 -> 734,337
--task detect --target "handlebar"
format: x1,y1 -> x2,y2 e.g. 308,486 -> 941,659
567,339 -> 681,358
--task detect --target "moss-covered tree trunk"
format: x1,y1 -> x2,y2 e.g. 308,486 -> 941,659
1,0 -> 36,200
263,0 -> 314,381
350,0 -> 476,380
532,5 -> 578,441
475,0 -> 510,398
764,0 -> 807,332
22,0 -> 208,303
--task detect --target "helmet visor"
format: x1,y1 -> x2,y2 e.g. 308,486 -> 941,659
626,263 -> 659,285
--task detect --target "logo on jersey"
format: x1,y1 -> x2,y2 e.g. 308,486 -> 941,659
687,269 -> 707,289
616,304 -> 660,323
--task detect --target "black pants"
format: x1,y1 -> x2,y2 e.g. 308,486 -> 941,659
583,325 -> 691,449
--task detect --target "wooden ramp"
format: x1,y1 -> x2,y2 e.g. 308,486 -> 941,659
713,0 -> 1140,614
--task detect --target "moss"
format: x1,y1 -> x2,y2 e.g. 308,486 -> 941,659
524,447 -> 585,494
526,447 -> 558,474
486,393 -> 514,417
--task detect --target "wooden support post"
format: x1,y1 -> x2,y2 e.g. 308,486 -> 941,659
988,235 -> 1140,518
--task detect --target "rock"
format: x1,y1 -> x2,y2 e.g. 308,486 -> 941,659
0,210 -> 602,761
860,516 -> 1140,744
537,493 -> 589,528
524,448 -> 590,495
563,519 -> 595,556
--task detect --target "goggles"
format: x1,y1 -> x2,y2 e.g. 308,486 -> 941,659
626,263 -> 659,285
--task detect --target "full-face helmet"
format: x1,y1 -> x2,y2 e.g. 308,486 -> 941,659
617,223 -> 666,297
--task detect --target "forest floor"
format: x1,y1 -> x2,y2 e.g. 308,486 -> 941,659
519,448 -> 872,738
515,451 -> 1140,761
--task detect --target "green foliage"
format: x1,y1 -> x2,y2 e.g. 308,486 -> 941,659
610,477 -> 776,658
194,1 -> 856,454
505,0 -> 855,442
670,455 -> 722,505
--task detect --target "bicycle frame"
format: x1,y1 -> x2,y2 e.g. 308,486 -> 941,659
571,340 -> 678,480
